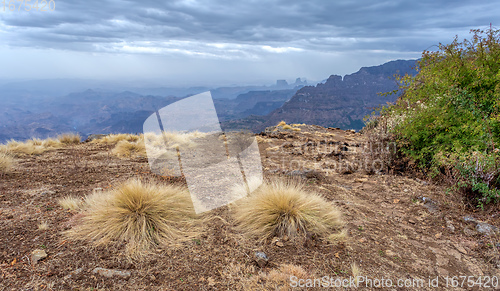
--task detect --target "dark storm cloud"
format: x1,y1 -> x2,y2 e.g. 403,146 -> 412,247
1,0 -> 499,58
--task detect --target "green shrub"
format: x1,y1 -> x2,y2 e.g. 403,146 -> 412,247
376,27 -> 500,207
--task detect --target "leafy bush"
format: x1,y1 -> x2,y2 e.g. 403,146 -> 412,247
377,27 -> 500,207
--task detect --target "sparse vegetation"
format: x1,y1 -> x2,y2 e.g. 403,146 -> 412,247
0,152 -> 15,174
232,179 -> 343,241
0,136 -> 79,155
58,196 -> 82,210
111,140 -> 147,158
373,27 -> 500,208
91,133 -> 141,145
38,222 -> 49,230
65,179 -> 201,259
58,133 -> 81,145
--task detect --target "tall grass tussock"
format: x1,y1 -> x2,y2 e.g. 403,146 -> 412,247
58,133 -> 81,145
65,179 -> 201,259
0,152 -> 15,174
111,140 -> 147,158
232,179 -> 343,241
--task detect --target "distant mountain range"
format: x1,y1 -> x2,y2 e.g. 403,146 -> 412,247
0,60 -> 416,143
222,59 -> 418,132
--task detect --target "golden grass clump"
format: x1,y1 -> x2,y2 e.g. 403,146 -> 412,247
111,140 -> 146,158
233,179 -> 343,241
92,133 -> 141,145
277,121 -> 287,127
58,196 -> 82,210
65,179 -> 200,258
38,222 -> 49,230
0,137 -> 68,155
0,152 -> 15,174
58,133 -> 81,145
282,124 -> 292,130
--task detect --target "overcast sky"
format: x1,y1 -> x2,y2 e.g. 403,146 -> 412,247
0,0 -> 498,86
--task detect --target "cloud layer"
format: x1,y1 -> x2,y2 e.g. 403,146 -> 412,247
0,0 -> 498,83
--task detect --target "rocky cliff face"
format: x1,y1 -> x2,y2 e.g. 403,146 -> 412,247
262,59 -> 417,130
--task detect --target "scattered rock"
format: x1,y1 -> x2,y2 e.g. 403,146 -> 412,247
463,216 -> 477,223
475,222 -> 499,235
63,268 -> 83,280
445,220 -> 455,232
417,196 -> 439,213
85,134 -> 107,142
385,250 -> 396,257
254,252 -> 268,268
453,243 -> 468,255
464,227 -> 478,236
92,267 -> 131,279
31,249 -> 47,264
276,241 -> 284,247
281,142 -> 294,148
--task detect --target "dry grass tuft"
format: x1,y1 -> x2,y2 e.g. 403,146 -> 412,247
111,140 -> 146,158
0,152 -> 15,174
328,228 -> 348,243
351,262 -> 361,284
58,196 -> 82,210
222,263 -> 313,291
282,124 -> 292,130
232,179 -> 343,241
58,133 -> 81,145
277,121 -> 287,127
38,222 -> 49,230
91,133 -> 141,145
65,179 -> 201,259
0,137 -> 67,155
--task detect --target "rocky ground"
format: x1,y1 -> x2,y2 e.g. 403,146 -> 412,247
1,125 -> 500,290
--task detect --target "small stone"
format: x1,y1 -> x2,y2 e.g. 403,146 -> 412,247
254,252 -> 268,268
282,235 -> 289,242
385,250 -> 396,257
408,219 -> 416,224
476,222 -> 498,235
446,220 -> 455,232
31,249 -> 47,264
92,267 -> 131,279
463,216 -> 477,223
63,268 -> 83,280
464,227 -> 478,236
276,241 -> 284,247
453,243 -> 468,255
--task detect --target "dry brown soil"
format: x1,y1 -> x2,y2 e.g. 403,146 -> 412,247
1,125 -> 499,290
